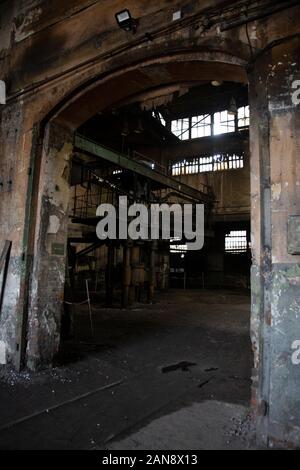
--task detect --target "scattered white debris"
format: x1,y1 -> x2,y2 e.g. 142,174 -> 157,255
225,412 -> 255,446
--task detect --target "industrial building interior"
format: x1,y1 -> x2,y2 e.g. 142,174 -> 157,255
0,0 -> 300,452
1,80 -> 254,449
67,81 -> 250,309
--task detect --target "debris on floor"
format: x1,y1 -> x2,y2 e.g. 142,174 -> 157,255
0,289 -> 252,449
161,361 -> 197,373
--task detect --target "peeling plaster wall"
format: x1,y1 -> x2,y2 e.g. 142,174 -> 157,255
26,123 -> 72,370
0,0 -> 253,372
250,37 -> 300,448
172,150 -> 251,218
0,101 -> 31,366
267,40 -> 300,447
269,265 -> 300,446
0,0 -> 299,449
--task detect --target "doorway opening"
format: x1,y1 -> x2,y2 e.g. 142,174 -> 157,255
59,79 -> 253,448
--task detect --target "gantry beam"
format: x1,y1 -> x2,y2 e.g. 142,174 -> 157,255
74,135 -> 214,204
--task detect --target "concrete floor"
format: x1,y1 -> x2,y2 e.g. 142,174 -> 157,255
0,289 -> 256,450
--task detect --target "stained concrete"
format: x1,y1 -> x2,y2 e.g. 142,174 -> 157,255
1,0 -> 300,448
0,289 -> 254,450
105,401 -> 255,450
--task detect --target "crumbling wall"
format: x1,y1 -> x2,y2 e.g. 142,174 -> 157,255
0,0 -> 300,449
173,150 -> 250,218
0,101 -> 32,366
250,37 -> 300,448
26,122 -> 72,370
0,0 -> 251,371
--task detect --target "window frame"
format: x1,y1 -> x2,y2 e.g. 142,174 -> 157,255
225,230 -> 248,254
171,106 -> 249,141
171,153 -> 244,176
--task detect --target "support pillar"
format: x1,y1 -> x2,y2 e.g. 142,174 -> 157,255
249,37 -> 300,447
26,122 -> 73,370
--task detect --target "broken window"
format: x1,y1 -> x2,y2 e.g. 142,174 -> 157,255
171,106 -> 249,141
152,111 -> 166,127
171,118 -> 190,140
171,153 -> 244,176
238,105 -> 250,129
225,230 -> 248,254
212,153 -> 244,171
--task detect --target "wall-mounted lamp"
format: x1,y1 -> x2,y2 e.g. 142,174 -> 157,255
115,9 -> 137,33
211,80 -> 223,87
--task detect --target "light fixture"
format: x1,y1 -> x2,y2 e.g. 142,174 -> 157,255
211,80 -> 223,87
228,97 -> 238,115
115,9 -> 137,33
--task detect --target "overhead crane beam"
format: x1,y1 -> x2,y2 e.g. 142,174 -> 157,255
74,135 -> 214,204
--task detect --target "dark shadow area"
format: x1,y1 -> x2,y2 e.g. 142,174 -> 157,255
0,288 -> 252,450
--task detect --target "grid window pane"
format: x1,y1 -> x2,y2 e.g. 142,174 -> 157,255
238,105 -> 250,128
225,230 -> 248,253
191,115 -> 211,139
171,153 -> 244,176
171,118 -> 190,140
170,105 -> 249,141
199,155 -> 213,173
214,110 -> 235,135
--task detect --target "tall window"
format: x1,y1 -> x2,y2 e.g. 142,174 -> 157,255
198,156 -> 213,173
213,110 -> 235,135
191,115 -> 211,138
238,105 -> 250,128
225,230 -> 248,254
171,160 -> 186,176
184,158 -> 199,174
171,118 -> 190,140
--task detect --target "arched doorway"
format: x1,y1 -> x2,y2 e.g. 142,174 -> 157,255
22,51 -> 249,371
1,1 -> 299,450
